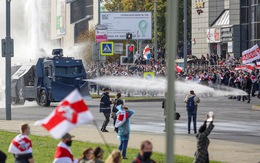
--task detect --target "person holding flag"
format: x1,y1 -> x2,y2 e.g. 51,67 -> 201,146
53,133 -> 77,163
8,123 -> 34,163
115,105 -> 134,159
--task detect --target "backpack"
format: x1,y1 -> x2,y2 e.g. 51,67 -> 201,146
186,96 -> 195,112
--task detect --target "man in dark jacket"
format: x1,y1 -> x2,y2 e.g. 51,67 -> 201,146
100,87 -> 113,132
242,75 -> 252,103
194,115 -> 215,163
132,140 -> 155,163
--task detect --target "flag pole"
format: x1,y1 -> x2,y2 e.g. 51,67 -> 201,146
93,120 -> 112,153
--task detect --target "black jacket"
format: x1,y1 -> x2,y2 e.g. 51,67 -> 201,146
243,78 -> 252,90
132,154 -> 155,163
99,93 -> 111,113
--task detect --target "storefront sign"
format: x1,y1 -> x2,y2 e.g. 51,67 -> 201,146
221,27 -> 233,43
207,28 -> 220,43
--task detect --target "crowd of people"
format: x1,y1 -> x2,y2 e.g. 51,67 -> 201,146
1,123 -> 156,163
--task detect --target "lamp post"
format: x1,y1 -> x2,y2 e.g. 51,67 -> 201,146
154,0 -> 158,60
166,0 -> 178,162
183,0 -> 187,68
1,0 -> 13,120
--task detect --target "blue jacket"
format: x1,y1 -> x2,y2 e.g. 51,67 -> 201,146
116,106 -> 134,141
99,93 -> 111,113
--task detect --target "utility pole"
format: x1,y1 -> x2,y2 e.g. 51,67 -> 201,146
97,0 -> 101,95
166,0 -> 178,162
154,0 -> 158,60
183,0 -> 187,68
1,0 -> 13,120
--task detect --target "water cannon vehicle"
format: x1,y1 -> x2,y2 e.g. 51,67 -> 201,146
11,49 -> 91,106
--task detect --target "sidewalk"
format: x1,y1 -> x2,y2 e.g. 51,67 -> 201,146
0,120 -> 260,163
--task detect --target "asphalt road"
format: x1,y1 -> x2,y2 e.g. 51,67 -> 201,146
1,95 -> 260,145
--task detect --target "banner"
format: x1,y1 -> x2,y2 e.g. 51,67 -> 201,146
242,44 -> 260,64
235,64 -> 254,73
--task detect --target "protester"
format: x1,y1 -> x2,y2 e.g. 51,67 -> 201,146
193,114 -> 215,163
132,140 -> 155,163
79,148 -> 94,163
105,150 -> 122,163
0,150 -> 7,163
8,123 -> 34,163
100,87 -> 114,132
242,75 -> 252,103
115,105 -> 134,159
53,133 -> 77,163
184,90 -> 200,134
86,147 -> 104,163
112,93 -> 124,132
162,92 -> 178,132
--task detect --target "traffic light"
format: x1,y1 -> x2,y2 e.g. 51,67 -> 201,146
121,44 -> 134,65
126,33 -> 132,40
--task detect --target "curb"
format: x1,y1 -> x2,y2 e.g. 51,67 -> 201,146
251,105 -> 260,111
125,98 -> 164,102
90,97 -> 164,102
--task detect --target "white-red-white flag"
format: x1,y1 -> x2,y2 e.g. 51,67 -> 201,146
143,45 -> 151,60
35,89 -> 94,139
8,134 -> 33,154
115,105 -> 129,128
175,65 -> 183,73
242,44 -> 260,64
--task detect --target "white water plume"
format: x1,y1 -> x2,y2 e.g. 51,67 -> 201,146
87,76 -> 248,97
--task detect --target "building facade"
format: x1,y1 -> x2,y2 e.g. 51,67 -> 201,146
51,0 -> 94,49
192,0 -> 260,59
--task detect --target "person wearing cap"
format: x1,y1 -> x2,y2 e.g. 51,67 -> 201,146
184,90 -> 200,134
100,87 -> 114,132
53,133 -> 77,163
193,114 -> 215,163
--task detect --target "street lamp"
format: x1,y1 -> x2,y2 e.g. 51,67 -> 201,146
1,0 -> 13,120
154,0 -> 158,60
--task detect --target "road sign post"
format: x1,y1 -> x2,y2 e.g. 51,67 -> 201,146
1,0 -> 14,120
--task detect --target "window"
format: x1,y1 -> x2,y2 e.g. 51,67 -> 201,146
55,66 -> 83,75
241,7 -> 248,23
241,0 -> 249,6
252,22 -> 260,40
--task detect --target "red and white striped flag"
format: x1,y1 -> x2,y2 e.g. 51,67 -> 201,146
143,45 -> 151,60
8,134 -> 32,154
175,65 -> 183,73
35,89 -> 94,139
115,105 -> 129,128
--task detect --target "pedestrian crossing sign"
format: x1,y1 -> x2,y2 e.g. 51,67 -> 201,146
100,42 -> 114,56
143,72 -> 155,80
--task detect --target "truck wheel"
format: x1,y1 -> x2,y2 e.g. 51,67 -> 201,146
39,90 -> 50,107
